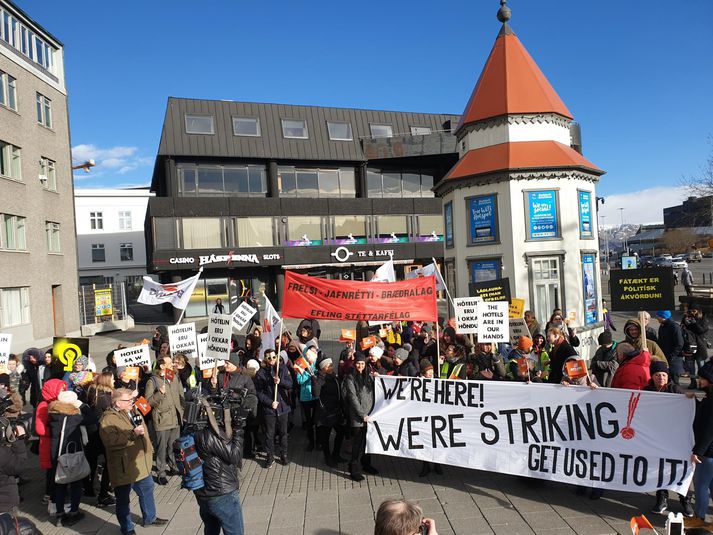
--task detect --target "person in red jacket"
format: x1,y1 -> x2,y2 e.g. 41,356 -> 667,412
34,379 -> 67,509
611,342 -> 651,390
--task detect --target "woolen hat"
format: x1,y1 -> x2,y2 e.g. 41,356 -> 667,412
369,346 -> 384,359
598,331 -> 613,345
419,359 -> 434,373
699,361 -> 713,383
58,390 -> 82,408
319,358 -> 333,370
517,337 -> 533,351
394,348 -> 409,361
354,352 -> 367,363
246,359 -> 260,371
656,310 -> 672,320
650,361 -> 669,376
228,352 -> 241,367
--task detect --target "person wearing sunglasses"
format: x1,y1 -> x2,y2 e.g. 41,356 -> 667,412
255,349 -> 293,468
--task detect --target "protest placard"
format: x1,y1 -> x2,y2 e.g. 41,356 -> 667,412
202,313 -> 231,370
509,317 -> 531,346
168,322 -> 197,358
469,277 -> 511,303
609,267 -> 675,311
0,333 -> 11,368
477,301 -> 508,342
509,298 -> 525,319
453,297 -> 482,334
197,333 -> 208,369
366,376 -> 695,493
52,337 -> 90,371
232,301 -> 257,332
115,344 -> 152,368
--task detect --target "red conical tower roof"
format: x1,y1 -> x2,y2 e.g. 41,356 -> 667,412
456,25 -> 573,132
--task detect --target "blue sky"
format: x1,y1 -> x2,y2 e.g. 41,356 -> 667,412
20,0 -> 713,224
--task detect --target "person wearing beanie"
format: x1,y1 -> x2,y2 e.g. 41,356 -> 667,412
344,352 -> 377,481
686,361 -> 713,529
420,359 -> 434,378
656,310 -> 685,385
590,331 -> 618,387
255,349 -> 293,468
507,339 -> 541,383
366,346 -> 387,376
313,357 -> 345,468
611,342 -> 650,391
391,348 -> 417,377
622,318 -> 666,362
531,333 -> 550,380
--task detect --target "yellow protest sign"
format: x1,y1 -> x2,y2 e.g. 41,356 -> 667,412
508,298 -> 525,319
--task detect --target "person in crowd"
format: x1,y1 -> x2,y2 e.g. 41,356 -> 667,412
212,298 -> 225,314
0,375 -> 22,418
682,266 -> 694,296
507,337 -> 541,382
524,311 -> 541,337
4,355 -> 24,404
85,372 -> 116,506
367,346 -> 387,376
49,390 -> 97,526
203,353 -> 259,421
391,348 -> 417,377
685,361 -> 713,530
644,361 -> 694,516
101,388 -> 168,535
241,359 -> 262,459
545,310 -> 580,347
602,299 -> 616,332
313,358 -> 345,468
374,499 -> 438,535
532,333 -> 550,380
0,414 -> 27,514
560,356 -> 598,388
339,347 -> 357,379
255,349 -> 292,468
641,312 -> 659,343
115,366 -> 139,392
23,348 -> 49,407
590,330 -> 619,387
104,349 -> 119,380
611,342 -> 650,390
150,326 -> 168,357
414,329 -> 437,363
297,319 -> 320,348
439,344 -> 468,379
295,347 -> 319,451
416,357 -> 443,476
34,378 -> 67,507
172,353 -> 196,391
242,334 -> 260,364
344,353 -> 377,481
145,356 -> 184,485
656,311 -> 685,385
546,328 -> 578,384
682,306 -> 709,389
472,342 -> 507,380
63,356 -> 94,397
622,319 -> 666,362
339,333 -> 356,362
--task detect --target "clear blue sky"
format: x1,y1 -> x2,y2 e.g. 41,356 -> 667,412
19,0 -> 713,223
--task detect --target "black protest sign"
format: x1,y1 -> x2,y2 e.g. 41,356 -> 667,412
469,278 -> 511,303
609,267 -> 675,312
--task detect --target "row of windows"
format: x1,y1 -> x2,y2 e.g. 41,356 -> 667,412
185,114 -> 433,141
89,211 -> 132,231
90,243 -> 133,263
178,165 -> 266,197
0,213 -> 60,253
1,140 -> 58,191
153,215 -> 444,250
0,287 -> 30,328
277,167 -> 355,198
0,8 -> 55,71
367,170 -> 435,198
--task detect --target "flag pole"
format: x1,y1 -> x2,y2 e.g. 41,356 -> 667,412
274,317 -> 284,403
431,257 -> 456,309
436,321 -> 442,378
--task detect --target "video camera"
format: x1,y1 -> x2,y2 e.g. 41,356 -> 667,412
0,393 -> 32,442
183,387 -> 249,432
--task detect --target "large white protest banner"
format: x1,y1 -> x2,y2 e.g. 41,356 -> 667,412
366,376 -> 695,493
477,301 -> 508,342
232,301 -> 257,332
453,297 -> 482,335
115,344 -> 152,368
168,322 -> 197,358
0,333 -> 11,368
509,318 -> 531,346
203,313 -> 231,370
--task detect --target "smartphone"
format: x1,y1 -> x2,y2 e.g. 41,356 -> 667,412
419,523 -> 428,535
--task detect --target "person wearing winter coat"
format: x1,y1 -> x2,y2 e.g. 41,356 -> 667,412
602,300 -> 616,332
295,346 -> 319,451
85,372 -> 115,506
150,325 -> 168,357
390,348 -> 418,377
23,348 -> 50,407
532,333 -> 550,380
344,354 -> 377,482
313,358 -> 345,468
546,328 -> 578,384
472,343 -> 507,381
34,378 -> 67,506
611,343 -> 651,390
589,330 -> 619,387
656,310 -> 685,384
255,349 -> 293,468
0,418 -> 27,514
298,318 -> 321,341
682,307 -> 710,389
49,390 -> 97,527
623,319 -> 667,362
172,353 -> 196,391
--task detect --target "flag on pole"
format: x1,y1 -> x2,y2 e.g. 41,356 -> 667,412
405,262 -> 446,291
260,295 -> 282,357
137,269 -> 202,309
371,258 -> 396,283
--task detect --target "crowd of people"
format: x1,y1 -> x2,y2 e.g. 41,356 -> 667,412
1,303 -> 713,533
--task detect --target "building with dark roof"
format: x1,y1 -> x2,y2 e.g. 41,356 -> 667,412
146,98 -> 459,316
663,196 -> 713,229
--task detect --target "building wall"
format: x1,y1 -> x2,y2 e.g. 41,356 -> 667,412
0,4 -> 79,352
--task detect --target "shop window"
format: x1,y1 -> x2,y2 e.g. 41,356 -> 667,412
373,215 -> 408,244
332,216 -> 367,245
235,218 -> 275,247
285,216 -> 322,246
181,218 -> 223,249
417,215 -> 443,242
153,218 -> 176,250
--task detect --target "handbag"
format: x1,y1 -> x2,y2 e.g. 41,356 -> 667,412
55,416 -> 91,484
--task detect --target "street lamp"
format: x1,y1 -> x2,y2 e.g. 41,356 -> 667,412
618,207 -> 627,253
72,159 -> 96,173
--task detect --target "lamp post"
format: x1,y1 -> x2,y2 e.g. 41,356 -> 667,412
72,159 -> 96,173
600,215 -> 610,272
618,207 -> 627,253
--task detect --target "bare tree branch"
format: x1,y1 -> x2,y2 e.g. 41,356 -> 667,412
681,136 -> 713,196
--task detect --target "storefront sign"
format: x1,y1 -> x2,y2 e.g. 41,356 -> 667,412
283,270 -> 437,322
115,344 -> 152,368
366,376 -> 695,494
582,254 -> 598,325
0,333 -> 11,368
468,195 -> 498,244
469,277 -> 511,303
609,267 -> 675,312
477,301 -> 508,342
509,318 -> 531,346
168,322 -> 198,358
94,288 -> 113,317
579,190 -> 593,238
330,246 -> 396,263
53,337 -> 90,371
161,251 -> 282,268
527,190 -> 559,239
453,297 -> 483,335
444,201 -> 454,248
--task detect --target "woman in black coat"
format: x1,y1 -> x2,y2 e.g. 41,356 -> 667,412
312,358 -> 345,468
546,327 -> 578,384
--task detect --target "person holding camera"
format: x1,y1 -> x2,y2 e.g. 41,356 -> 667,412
682,307 -> 709,389
374,499 -> 438,535
0,403 -> 27,514
256,349 -> 293,468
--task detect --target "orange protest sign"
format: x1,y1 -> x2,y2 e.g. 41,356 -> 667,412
565,359 -> 588,379
338,329 -> 356,342
123,367 -> 139,381
164,368 -> 175,382
202,368 -> 213,379
360,335 -> 379,351
517,357 -> 530,376
293,356 -> 311,374
134,396 -> 151,416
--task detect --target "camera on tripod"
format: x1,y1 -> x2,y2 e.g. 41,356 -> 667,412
183,387 -> 249,431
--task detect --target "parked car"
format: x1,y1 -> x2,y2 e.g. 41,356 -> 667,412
639,256 -> 656,267
686,251 -> 703,263
655,256 -> 673,267
671,255 -> 688,269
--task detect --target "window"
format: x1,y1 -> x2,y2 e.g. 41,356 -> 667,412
531,256 -> 562,323
332,216 -> 367,245
369,124 -> 393,138
0,287 -> 30,328
327,121 -> 353,141
469,259 -> 502,283
286,216 -> 323,246
278,167 -> 355,198
1,214 -> 26,251
366,169 -> 434,198
178,165 -> 267,197
0,70 -> 17,111
45,221 -> 60,252
373,216 -> 408,244
417,215 -> 443,242
39,157 -> 56,191
91,244 -> 105,262
118,211 -> 132,230
235,218 -> 275,247
232,117 -> 260,136
181,218 -> 223,248
185,114 -> 215,134
90,212 -> 103,230
153,218 -> 176,250
0,8 -> 55,71
410,126 -> 432,135
281,119 -> 308,139
0,141 -> 21,181
36,92 -> 51,127
120,243 -> 133,261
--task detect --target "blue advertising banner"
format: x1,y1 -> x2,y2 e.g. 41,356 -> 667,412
579,190 -> 593,238
582,253 -> 598,326
469,259 -> 502,283
527,190 -> 558,239
468,195 -> 497,244
444,202 -> 454,248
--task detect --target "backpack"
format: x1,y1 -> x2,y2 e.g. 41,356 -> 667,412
173,433 -> 204,491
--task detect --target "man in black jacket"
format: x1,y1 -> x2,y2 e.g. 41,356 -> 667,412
202,354 -> 258,419
656,310 -> 685,384
255,349 -> 293,468
193,416 -> 245,535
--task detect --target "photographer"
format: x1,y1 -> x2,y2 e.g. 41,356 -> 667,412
202,353 -> 258,416
255,349 -> 292,468
374,499 -> 438,535
0,404 -> 28,514
682,307 -> 709,389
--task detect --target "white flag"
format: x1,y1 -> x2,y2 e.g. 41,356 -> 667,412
371,258 -> 396,283
137,269 -> 202,309
404,262 -> 446,291
260,295 -> 282,359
